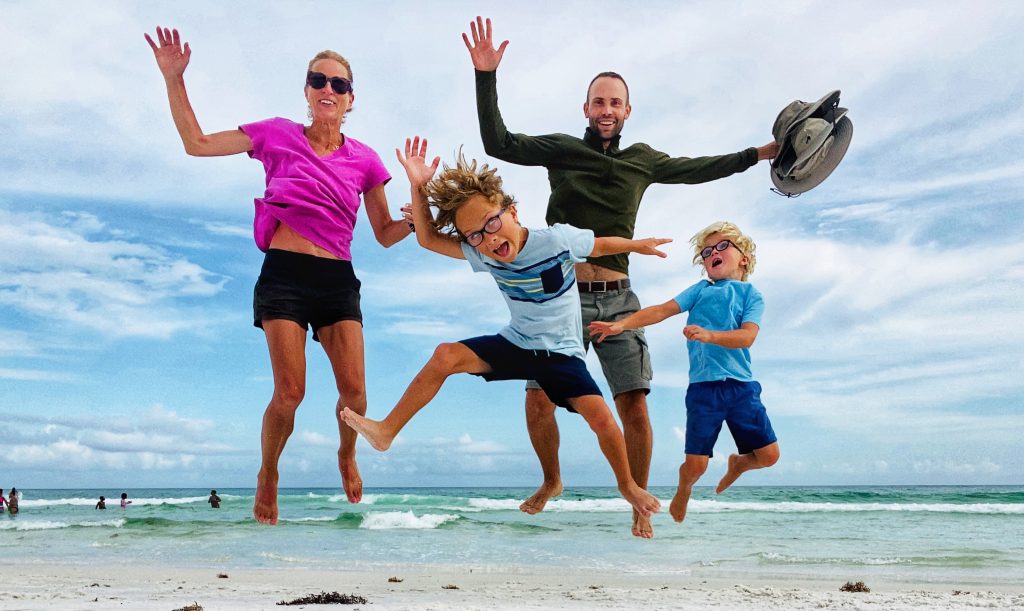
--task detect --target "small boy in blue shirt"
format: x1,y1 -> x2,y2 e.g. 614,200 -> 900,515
341,137 -> 669,519
589,221 -> 779,523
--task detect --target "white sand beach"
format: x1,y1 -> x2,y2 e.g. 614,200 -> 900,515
1,564 -> 1021,610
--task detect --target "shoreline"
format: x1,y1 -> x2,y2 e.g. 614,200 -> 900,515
2,562 -> 1021,610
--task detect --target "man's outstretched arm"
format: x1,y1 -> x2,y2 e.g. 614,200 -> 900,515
464,16 -> 565,166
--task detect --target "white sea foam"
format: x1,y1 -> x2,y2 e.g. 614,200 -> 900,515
0,519 -> 125,531
259,551 -> 309,563
359,511 -> 458,530
468,498 -> 632,512
759,552 -> 912,565
19,495 -> 207,508
280,516 -> 336,523
690,500 -> 1024,514
464,497 -> 1024,515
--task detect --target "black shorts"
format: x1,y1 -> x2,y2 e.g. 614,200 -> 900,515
253,249 -> 362,342
459,334 -> 601,411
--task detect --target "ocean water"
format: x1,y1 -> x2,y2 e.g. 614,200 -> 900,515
2,486 -> 1022,586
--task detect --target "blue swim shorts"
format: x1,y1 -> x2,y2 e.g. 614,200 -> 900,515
460,334 -> 601,410
684,379 -> 776,457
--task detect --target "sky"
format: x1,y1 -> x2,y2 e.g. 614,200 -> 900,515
1,1 -> 1022,490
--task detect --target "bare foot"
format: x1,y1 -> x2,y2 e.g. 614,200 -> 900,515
519,480 -> 563,515
339,454 -> 363,504
622,485 -> 661,518
632,510 -> 654,539
340,407 -> 392,451
716,453 -> 744,494
669,484 -> 693,523
253,469 -> 278,525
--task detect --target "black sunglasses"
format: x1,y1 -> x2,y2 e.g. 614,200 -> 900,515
700,239 -> 738,260
306,71 -> 353,95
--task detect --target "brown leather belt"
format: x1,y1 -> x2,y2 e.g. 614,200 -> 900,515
577,279 -> 630,293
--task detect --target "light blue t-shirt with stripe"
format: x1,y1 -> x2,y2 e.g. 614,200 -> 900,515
462,223 -> 595,359
673,279 -> 765,383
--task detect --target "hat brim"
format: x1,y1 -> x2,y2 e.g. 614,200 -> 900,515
771,115 -> 853,195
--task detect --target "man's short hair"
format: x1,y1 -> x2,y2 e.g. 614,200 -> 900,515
587,71 -> 630,104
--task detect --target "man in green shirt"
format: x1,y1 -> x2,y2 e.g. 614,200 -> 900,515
464,16 -> 779,538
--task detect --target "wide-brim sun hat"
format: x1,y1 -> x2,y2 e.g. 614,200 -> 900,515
771,90 -> 853,196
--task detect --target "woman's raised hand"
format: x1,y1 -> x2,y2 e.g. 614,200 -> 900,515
462,16 -> 508,72
395,137 -> 440,186
144,27 -> 191,79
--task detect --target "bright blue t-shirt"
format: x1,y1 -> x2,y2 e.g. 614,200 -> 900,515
673,279 -> 764,383
462,223 -> 595,359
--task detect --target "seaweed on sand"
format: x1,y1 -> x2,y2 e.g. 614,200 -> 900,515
277,591 -> 368,605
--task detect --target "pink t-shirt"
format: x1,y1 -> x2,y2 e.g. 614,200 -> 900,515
239,117 -> 391,260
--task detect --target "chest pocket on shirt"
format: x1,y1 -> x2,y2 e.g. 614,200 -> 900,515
540,265 -> 565,294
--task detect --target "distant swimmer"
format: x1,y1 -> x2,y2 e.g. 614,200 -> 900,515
0,488 -> 6,513
7,488 -> 19,515
120,492 -> 132,509
208,490 -> 221,509
96,496 -> 107,510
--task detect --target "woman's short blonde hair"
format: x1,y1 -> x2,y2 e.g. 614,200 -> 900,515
690,221 -> 757,280
307,50 -> 354,120
424,150 -> 515,237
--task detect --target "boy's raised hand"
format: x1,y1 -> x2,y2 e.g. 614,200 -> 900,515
395,137 -> 440,186
462,16 -> 508,71
635,237 -> 673,257
588,320 -> 623,344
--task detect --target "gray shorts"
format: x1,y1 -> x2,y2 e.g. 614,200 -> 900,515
526,287 -> 652,397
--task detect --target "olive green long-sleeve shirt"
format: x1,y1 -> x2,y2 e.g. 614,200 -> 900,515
476,69 -> 758,274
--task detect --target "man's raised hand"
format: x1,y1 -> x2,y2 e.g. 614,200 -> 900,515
462,16 -> 508,72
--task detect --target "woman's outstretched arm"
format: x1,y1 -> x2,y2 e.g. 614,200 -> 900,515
145,26 -> 252,157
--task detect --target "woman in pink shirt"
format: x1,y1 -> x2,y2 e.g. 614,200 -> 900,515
146,27 -> 413,525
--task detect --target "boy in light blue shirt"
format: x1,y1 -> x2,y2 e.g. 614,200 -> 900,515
590,221 -> 780,524
341,137 -> 671,519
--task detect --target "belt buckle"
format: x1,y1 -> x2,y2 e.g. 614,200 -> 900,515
591,280 -> 607,293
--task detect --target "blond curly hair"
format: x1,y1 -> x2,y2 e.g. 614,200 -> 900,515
424,151 -> 516,238
690,221 -> 757,280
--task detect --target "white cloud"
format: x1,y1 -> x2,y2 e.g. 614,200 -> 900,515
0,205 -> 227,339
299,431 -> 334,446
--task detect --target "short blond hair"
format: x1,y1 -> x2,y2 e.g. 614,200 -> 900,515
424,151 -> 515,237
690,221 -> 757,280
307,51 -> 354,120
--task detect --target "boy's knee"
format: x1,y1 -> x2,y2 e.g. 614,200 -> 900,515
681,456 -> 709,479
756,444 -> 780,467
429,342 -> 465,371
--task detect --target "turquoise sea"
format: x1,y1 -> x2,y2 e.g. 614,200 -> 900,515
3,486 -> 1022,587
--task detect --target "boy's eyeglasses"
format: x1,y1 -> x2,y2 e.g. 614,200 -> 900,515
306,71 -> 353,95
463,210 -> 506,247
700,239 -> 738,260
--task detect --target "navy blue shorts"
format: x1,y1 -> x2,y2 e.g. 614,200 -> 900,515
253,249 -> 362,342
459,334 -> 601,410
684,379 -> 776,457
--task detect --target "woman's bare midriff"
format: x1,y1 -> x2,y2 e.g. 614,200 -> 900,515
575,261 -> 628,282
268,222 -> 339,259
